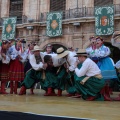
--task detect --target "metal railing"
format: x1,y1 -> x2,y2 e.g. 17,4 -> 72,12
40,4 -> 120,22
40,7 -> 94,22
0,4 -> 120,26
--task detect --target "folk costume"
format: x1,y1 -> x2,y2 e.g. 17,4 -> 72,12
19,46 -> 44,95
86,37 -> 118,100
42,54 -> 58,96
74,49 -> 106,101
21,42 -> 35,94
55,47 -> 77,96
8,39 -> 24,94
86,37 -> 117,80
0,41 -> 10,94
40,44 -> 58,96
41,53 -> 65,96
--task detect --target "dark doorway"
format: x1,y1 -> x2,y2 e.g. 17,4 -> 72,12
104,42 -> 120,63
45,44 -> 67,53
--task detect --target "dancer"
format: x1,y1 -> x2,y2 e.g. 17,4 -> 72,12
0,41 -> 10,94
55,47 -> 78,97
19,45 -> 47,95
74,49 -> 108,101
8,39 -> 24,94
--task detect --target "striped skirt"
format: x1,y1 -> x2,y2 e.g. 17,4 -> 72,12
9,59 -> 24,81
0,63 -> 9,81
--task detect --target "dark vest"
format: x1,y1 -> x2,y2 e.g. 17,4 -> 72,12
35,55 -> 42,64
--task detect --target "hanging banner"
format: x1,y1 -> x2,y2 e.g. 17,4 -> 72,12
95,5 -> 114,35
46,12 -> 62,37
2,17 -> 17,40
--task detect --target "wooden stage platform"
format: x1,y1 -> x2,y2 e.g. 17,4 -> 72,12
0,89 -> 120,120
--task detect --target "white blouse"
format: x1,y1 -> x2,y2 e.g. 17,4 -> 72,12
86,45 -> 110,58
2,50 -> 10,64
8,45 -> 25,61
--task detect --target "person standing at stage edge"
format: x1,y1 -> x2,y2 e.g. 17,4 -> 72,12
8,39 -> 25,94
0,41 -> 10,94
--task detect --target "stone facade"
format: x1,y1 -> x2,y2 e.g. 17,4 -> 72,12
0,0 -> 120,50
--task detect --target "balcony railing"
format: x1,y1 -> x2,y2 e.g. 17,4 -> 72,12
40,4 -> 120,22
0,4 -> 120,26
40,7 -> 94,22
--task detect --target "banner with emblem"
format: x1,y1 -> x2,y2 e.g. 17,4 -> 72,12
2,17 -> 17,40
46,12 -> 62,37
95,5 -> 114,35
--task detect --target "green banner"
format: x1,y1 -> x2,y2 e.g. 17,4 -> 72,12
46,12 -> 62,37
95,5 -> 114,35
2,17 -> 17,40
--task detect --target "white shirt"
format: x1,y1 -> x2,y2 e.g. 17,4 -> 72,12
75,58 -> 101,77
51,54 -> 65,67
2,50 -> 10,64
67,51 -> 78,72
29,53 -> 43,71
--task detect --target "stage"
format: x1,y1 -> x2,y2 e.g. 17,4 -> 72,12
0,89 -> 120,120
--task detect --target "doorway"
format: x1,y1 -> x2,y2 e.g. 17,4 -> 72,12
44,43 -> 67,53
104,42 -> 120,63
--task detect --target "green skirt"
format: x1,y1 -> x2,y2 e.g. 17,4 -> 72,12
57,66 -> 76,93
41,71 -> 58,90
21,69 -> 42,89
74,63 -> 105,100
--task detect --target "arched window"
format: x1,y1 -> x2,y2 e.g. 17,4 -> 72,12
94,0 -> 113,6
50,0 -> 66,11
9,0 -> 23,24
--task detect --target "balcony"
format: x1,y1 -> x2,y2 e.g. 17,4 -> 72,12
40,4 -> 120,22
0,4 -> 120,26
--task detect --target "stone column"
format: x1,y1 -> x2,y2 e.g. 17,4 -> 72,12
114,0 -> 120,4
66,0 -> 83,10
23,0 -> 41,20
1,0 -> 10,17
40,0 -> 50,13
83,0 -> 94,7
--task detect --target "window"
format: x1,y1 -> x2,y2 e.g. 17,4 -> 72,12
9,0 -> 23,24
94,0 -> 113,6
50,0 -> 66,11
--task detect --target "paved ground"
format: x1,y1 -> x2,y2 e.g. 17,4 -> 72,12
0,89 -> 120,120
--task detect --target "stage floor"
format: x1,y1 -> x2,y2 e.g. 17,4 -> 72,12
0,89 -> 120,120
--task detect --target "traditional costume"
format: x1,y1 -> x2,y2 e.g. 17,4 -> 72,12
19,45 -> 44,95
21,44 -> 34,94
0,41 -> 10,94
74,49 -> 107,101
41,53 -> 65,96
86,37 -> 118,100
55,47 -> 77,96
8,40 -> 24,94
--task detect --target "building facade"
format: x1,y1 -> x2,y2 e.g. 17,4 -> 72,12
0,0 -> 120,61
